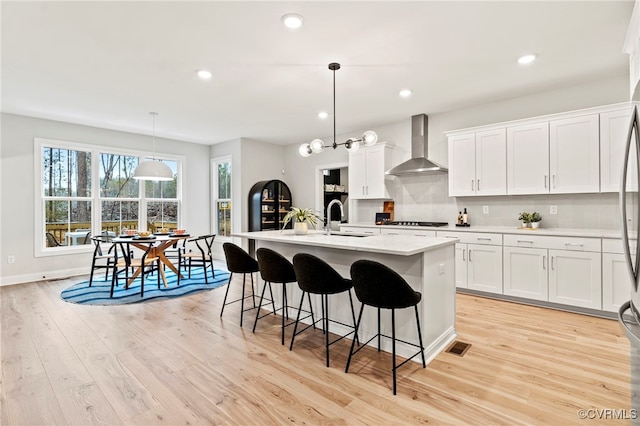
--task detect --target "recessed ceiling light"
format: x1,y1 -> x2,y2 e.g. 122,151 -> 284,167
282,13 -> 304,29
318,111 -> 328,119
517,53 -> 538,65
197,70 -> 212,79
399,89 -> 412,98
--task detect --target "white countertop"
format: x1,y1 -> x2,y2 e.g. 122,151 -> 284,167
232,230 -> 456,256
343,223 -> 627,239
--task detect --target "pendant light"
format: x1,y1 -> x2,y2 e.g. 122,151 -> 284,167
299,63 -> 378,157
133,112 -> 173,181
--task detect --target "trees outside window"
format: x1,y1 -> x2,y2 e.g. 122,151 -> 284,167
38,139 -> 182,252
213,157 -> 232,238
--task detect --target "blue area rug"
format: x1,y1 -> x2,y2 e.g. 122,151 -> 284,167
60,267 -> 230,305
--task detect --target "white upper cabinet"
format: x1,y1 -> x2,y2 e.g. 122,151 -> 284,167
600,107 -> 636,192
448,129 -> 506,196
448,103 -> 632,197
549,114 -> 600,193
349,143 -> 391,199
475,129 -> 507,195
448,133 -> 476,196
507,122 -> 549,194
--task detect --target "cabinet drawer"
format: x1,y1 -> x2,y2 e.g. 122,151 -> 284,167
503,234 -> 600,252
380,228 -> 436,237
437,231 -> 502,246
340,226 -> 381,235
603,238 -> 637,255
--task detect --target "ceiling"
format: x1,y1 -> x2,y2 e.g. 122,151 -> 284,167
1,1 -> 634,146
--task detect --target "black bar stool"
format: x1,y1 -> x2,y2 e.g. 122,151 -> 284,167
220,242 -> 258,326
254,248 -> 314,345
346,259 -> 426,395
291,253 -> 358,367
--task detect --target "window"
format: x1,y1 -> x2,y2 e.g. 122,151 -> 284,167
36,138 -> 182,255
42,146 -> 92,247
144,160 -> 179,232
212,156 -> 232,239
100,152 -> 139,237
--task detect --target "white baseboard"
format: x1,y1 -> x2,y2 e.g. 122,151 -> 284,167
0,267 -> 87,286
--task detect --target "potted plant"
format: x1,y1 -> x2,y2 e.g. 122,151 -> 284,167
518,212 -> 532,228
281,207 -> 321,235
530,211 -> 542,229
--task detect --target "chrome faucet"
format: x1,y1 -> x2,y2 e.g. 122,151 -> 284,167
326,199 -> 344,235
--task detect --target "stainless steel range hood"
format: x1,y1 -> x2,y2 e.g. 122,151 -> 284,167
386,114 -> 448,175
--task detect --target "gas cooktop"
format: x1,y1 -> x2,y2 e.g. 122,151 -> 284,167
386,221 -> 448,227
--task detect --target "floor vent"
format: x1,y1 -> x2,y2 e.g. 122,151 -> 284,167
446,341 -> 471,357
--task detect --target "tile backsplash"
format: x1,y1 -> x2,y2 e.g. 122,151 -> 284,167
351,173 -> 636,232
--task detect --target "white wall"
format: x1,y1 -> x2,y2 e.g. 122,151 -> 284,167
0,113 -> 211,285
284,74 -> 630,229
210,137 -> 286,253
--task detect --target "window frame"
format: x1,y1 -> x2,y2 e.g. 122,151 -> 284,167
34,137 -> 184,257
211,155 -> 233,242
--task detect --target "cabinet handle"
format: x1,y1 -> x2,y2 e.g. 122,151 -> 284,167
471,180 -> 474,191
468,249 -> 472,262
543,255 -> 546,270
517,239 -> 534,243
544,175 -> 547,188
552,174 -> 556,188
444,236 -> 457,239
551,256 -> 555,270
462,249 -> 466,261
477,179 -> 480,191
388,232 -> 399,236
564,242 -> 584,247
476,237 -> 492,241
366,186 -> 369,196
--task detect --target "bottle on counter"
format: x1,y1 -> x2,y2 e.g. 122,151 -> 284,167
457,211 -> 463,225
463,208 -> 468,225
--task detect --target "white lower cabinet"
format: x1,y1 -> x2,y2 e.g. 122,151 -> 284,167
602,238 -> 637,313
454,243 -> 468,289
339,226 -> 380,235
466,243 -> 503,294
602,254 -> 631,313
503,246 -> 548,301
548,250 -> 601,309
503,235 -> 601,310
380,228 -> 436,237
438,231 -> 502,294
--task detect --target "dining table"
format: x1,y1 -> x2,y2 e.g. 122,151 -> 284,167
112,233 -> 190,288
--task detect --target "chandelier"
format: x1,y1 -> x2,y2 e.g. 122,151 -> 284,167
299,63 -> 378,157
133,112 -> 173,181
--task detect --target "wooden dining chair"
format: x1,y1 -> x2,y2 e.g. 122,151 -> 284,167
111,241 -> 161,298
179,235 -> 215,285
89,235 -> 117,287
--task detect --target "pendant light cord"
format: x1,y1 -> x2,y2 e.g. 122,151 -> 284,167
333,67 -> 336,148
150,112 -> 158,160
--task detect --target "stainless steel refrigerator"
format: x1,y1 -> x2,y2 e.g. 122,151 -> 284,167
618,104 -> 640,419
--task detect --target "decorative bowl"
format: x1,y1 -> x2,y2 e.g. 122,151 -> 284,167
174,229 -> 186,235
138,231 -> 152,238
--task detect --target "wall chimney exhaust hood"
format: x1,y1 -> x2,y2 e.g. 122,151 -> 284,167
386,114 -> 448,175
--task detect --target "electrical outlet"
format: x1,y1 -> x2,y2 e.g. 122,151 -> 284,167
438,263 -> 445,275
7,256 -> 15,264
483,206 -> 489,214
550,205 -> 558,215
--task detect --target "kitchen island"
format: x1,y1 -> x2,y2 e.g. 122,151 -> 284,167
232,229 -> 457,364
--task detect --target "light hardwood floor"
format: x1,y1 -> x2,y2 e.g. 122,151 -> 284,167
0,270 -> 631,425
